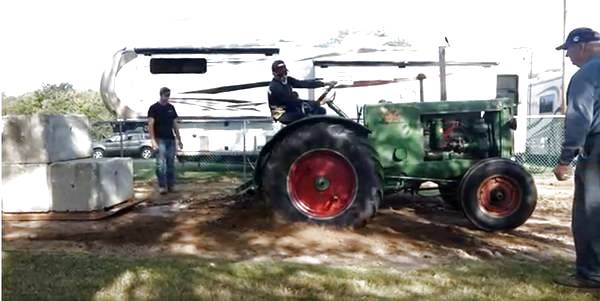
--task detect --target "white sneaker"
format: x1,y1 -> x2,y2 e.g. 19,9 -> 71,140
159,188 -> 167,195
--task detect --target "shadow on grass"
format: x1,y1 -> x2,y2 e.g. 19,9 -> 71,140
369,192 -> 575,256
3,250 -> 599,301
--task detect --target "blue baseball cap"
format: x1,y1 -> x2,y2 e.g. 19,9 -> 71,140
556,27 -> 600,50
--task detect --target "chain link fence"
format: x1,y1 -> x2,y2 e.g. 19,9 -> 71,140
91,119 -> 273,185
131,156 -> 253,184
514,115 -> 570,174
94,115 -> 570,184
172,118 -> 275,184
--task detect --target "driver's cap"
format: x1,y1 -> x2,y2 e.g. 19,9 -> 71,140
271,60 -> 287,72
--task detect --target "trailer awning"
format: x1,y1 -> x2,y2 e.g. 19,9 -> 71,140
313,60 -> 498,68
134,47 -> 280,56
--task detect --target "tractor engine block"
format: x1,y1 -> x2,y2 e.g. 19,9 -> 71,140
423,115 -> 492,160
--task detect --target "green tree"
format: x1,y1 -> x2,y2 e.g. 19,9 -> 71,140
2,83 -> 116,139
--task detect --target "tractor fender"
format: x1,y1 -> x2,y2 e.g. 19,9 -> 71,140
254,116 -> 370,188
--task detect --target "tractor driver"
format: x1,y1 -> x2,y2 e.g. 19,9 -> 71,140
268,60 -> 334,124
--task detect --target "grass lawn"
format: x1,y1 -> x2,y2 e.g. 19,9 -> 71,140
133,160 -> 246,182
3,250 -> 599,301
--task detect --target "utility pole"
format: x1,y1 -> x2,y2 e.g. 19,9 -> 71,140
417,73 -> 426,102
439,46 -> 447,101
561,0 -> 567,114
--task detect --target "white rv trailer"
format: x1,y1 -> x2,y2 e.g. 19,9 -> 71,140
175,116 -> 276,161
99,46 -> 565,160
527,70 -> 563,115
99,47 -> 281,161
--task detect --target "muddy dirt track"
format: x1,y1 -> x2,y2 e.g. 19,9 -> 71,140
3,175 -> 576,269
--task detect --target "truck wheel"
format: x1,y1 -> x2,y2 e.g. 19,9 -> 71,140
140,147 -> 153,160
262,122 -> 383,228
459,158 -> 537,231
438,184 -> 460,209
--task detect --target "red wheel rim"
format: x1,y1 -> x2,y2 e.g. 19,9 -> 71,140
478,176 -> 522,217
287,150 -> 357,219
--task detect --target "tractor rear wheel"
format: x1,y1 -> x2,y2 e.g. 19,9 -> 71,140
459,158 -> 537,231
262,122 -> 383,228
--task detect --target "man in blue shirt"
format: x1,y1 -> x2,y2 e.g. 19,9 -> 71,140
553,27 -> 600,288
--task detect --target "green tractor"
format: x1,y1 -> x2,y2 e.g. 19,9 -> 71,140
100,46 -> 536,232
254,63 -> 536,232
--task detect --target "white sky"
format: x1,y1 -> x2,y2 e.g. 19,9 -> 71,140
1,0 -> 599,96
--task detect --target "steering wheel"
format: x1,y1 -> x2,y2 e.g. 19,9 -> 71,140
316,82 -> 337,105
319,91 -> 336,106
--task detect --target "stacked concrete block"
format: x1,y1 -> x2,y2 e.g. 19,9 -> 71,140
2,114 -> 93,164
2,114 -> 134,213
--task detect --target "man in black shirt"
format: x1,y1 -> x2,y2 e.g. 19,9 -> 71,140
148,87 -> 183,194
268,60 -> 334,124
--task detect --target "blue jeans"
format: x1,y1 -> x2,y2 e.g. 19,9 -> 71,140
573,136 -> 600,282
155,139 -> 176,189
279,102 -> 326,124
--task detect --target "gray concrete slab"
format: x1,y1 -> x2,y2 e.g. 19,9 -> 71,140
2,158 -> 133,213
2,114 -> 92,164
50,158 -> 134,211
2,164 -> 53,212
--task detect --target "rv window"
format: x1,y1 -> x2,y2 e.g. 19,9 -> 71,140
150,58 -> 207,74
496,74 -> 519,114
496,74 -> 519,101
539,94 -> 555,114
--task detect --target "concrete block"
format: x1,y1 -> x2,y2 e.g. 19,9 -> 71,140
2,164 -> 52,212
2,114 -> 92,164
50,158 -> 134,211
2,158 -> 133,213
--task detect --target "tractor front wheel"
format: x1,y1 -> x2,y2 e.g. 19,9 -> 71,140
262,122 -> 382,228
459,158 -> 537,231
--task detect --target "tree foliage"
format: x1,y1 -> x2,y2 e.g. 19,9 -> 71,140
2,83 -> 116,139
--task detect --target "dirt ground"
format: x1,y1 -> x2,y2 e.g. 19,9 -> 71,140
2,175 -> 576,270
